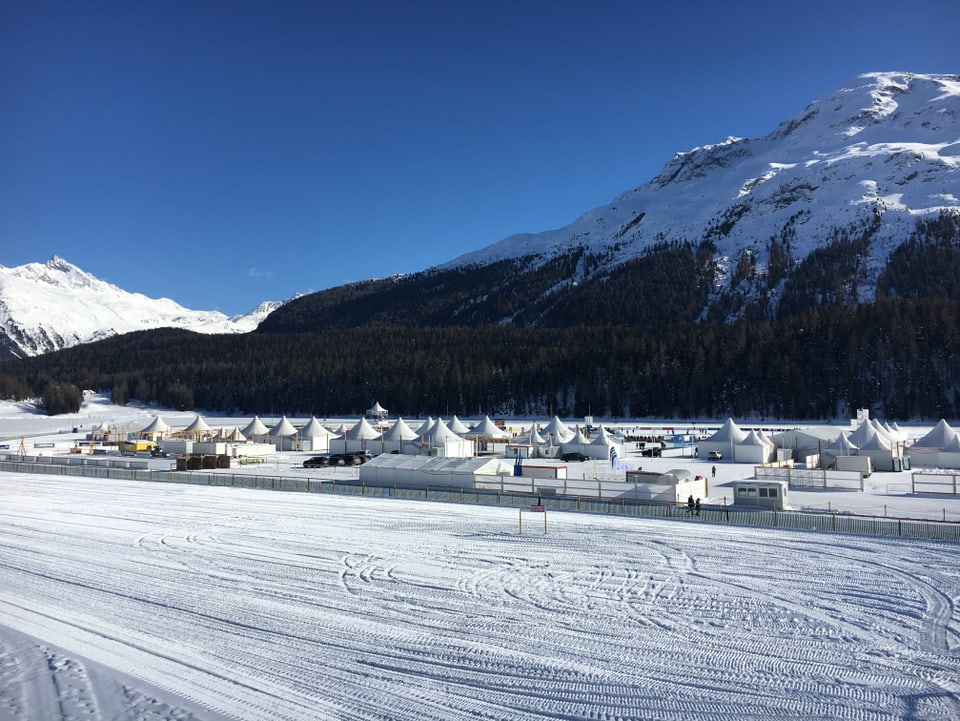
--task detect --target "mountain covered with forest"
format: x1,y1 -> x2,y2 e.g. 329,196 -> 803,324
262,72 -> 960,332
2,72 -> 959,420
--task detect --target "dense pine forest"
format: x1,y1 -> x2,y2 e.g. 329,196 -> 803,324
2,214 -> 959,421
1,299 -> 958,421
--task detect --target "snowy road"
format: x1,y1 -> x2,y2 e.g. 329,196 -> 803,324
1,473 -> 958,721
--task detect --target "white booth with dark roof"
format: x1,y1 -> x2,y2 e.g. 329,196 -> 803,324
731,480 -> 788,510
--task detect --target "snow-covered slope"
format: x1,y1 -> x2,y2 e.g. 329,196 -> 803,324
447,72 -> 960,292
0,256 -> 282,359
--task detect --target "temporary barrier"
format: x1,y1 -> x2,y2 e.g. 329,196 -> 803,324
1,458 -> 957,543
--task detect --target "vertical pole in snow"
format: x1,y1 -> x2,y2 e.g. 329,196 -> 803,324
518,508 -> 522,535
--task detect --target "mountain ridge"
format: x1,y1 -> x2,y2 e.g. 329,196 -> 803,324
444,71 -> 960,282
0,256 -> 285,360
3,71 -> 959,355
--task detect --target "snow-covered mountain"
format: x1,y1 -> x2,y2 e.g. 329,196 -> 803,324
0,256 -> 283,359
6,72 -> 960,356
446,71 -> 960,303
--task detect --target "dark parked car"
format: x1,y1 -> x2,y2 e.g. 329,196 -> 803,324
303,456 -> 329,468
561,452 -> 590,462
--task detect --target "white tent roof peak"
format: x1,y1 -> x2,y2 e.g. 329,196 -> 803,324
300,417 -> 333,438
269,416 -> 298,437
705,418 -> 748,444
346,417 -> 381,441
184,415 -> 212,432
426,420 -> 461,442
448,415 -> 471,435
467,415 -> 508,439
382,417 -> 420,441
140,416 -> 169,434
241,416 -> 270,438
826,431 -> 858,453
528,427 -> 547,445
416,417 -> 436,437
366,401 -> 389,417
590,429 -> 615,447
912,419 -> 957,449
541,416 -> 573,441
738,430 -> 769,447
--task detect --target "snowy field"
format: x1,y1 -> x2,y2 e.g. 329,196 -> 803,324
1,397 -> 960,720
1,473 -> 959,721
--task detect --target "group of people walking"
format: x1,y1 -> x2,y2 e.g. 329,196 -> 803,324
687,495 -> 701,516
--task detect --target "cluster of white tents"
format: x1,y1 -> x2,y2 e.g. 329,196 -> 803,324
135,410 -> 625,462
905,419 -> 960,469
696,418 -> 778,465
697,416 -> 916,472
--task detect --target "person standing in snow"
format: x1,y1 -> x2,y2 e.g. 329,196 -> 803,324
687,495 -> 695,515
695,498 -> 701,516
712,465 -> 717,478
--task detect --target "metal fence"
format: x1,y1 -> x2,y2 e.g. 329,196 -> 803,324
3,459 -> 958,543
911,471 -> 960,495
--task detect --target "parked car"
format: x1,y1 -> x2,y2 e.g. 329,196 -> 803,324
707,450 -> 723,461
303,456 -> 329,468
561,452 -> 590,462
326,454 -> 347,466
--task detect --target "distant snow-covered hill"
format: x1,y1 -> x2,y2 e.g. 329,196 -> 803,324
0,256 -> 283,359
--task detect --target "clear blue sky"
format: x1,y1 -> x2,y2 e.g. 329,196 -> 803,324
2,0 -> 957,315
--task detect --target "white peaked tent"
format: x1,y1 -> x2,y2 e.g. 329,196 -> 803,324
938,433 -> 960,469
380,417 -> 421,454
560,428 -> 604,460
527,425 -> 547,445
447,416 -> 471,435
139,415 -> 170,440
907,419 -> 959,468
366,401 -> 389,418
853,423 -> 896,471
416,417 -> 436,438
216,427 -> 247,443
465,415 -> 509,455
698,418 -> 748,460
822,432 -> 859,468
589,426 -> 623,462
541,416 -> 573,443
421,418 -> 474,458
299,416 -> 334,452
333,417 -> 382,454
734,430 -> 774,464
870,419 -> 899,448
241,416 -> 270,442
269,416 -> 299,450
183,415 -> 212,440
912,419 -> 957,448
466,416 -> 508,439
